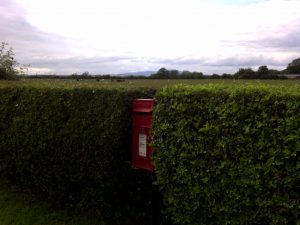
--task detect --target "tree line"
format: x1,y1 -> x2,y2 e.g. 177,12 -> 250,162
26,66 -> 289,80
1,42 -> 300,80
149,66 -> 287,79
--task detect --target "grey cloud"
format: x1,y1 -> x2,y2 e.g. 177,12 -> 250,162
147,57 -> 206,66
259,32 -> 300,50
202,55 -> 287,67
236,22 -> 300,51
33,56 -> 132,66
1,0 -> 297,75
0,0 -> 140,74
30,56 -> 134,68
0,0 -> 73,65
146,55 -> 286,68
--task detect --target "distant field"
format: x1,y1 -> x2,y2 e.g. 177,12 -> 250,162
1,78 -> 300,89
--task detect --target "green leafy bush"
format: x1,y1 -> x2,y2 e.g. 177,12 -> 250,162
0,42 -> 25,80
0,86 -> 155,223
153,84 -> 300,225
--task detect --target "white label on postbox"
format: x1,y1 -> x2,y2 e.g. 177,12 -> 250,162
139,133 -> 147,157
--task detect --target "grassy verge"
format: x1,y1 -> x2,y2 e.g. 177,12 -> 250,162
0,178 -> 106,225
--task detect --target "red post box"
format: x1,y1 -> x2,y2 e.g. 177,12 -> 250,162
132,99 -> 155,171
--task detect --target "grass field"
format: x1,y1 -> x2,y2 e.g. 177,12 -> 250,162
1,78 -> 300,89
0,179 -> 106,225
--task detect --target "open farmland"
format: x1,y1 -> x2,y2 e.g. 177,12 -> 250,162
0,78 -> 300,89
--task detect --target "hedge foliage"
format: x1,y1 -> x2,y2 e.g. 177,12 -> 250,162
153,84 -> 300,225
0,86 -> 155,223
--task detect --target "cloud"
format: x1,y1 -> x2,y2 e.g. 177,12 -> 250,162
0,0 -> 146,74
201,55 -> 286,67
213,0 -> 269,6
1,0 -> 300,75
236,21 -> 300,51
147,57 -> 206,66
27,56 -> 135,74
146,54 -> 289,67
0,0 -> 73,68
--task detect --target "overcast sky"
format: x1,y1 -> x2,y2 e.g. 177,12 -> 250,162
1,0 -> 299,75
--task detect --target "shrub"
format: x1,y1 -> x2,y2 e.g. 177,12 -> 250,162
153,84 -> 300,225
0,86 -> 155,223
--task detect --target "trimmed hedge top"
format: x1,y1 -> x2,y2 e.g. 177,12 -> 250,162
153,84 -> 300,225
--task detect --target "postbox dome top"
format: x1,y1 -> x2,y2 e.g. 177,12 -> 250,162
133,99 -> 155,113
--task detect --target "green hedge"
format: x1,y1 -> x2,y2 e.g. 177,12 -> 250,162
0,86 -> 155,223
153,84 -> 300,225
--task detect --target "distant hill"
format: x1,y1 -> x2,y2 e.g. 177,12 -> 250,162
119,71 -> 156,76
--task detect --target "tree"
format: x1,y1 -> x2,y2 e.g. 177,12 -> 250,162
150,68 -> 177,79
211,74 -> 220,79
150,68 -> 169,78
286,58 -> 300,74
234,68 -> 256,79
0,42 -> 26,80
181,70 -> 191,78
189,71 -> 204,79
257,65 -> 269,77
0,42 -> 17,79
221,73 -> 233,79
169,69 -> 179,78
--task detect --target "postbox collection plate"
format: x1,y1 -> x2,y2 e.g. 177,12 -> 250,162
138,133 -> 147,157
